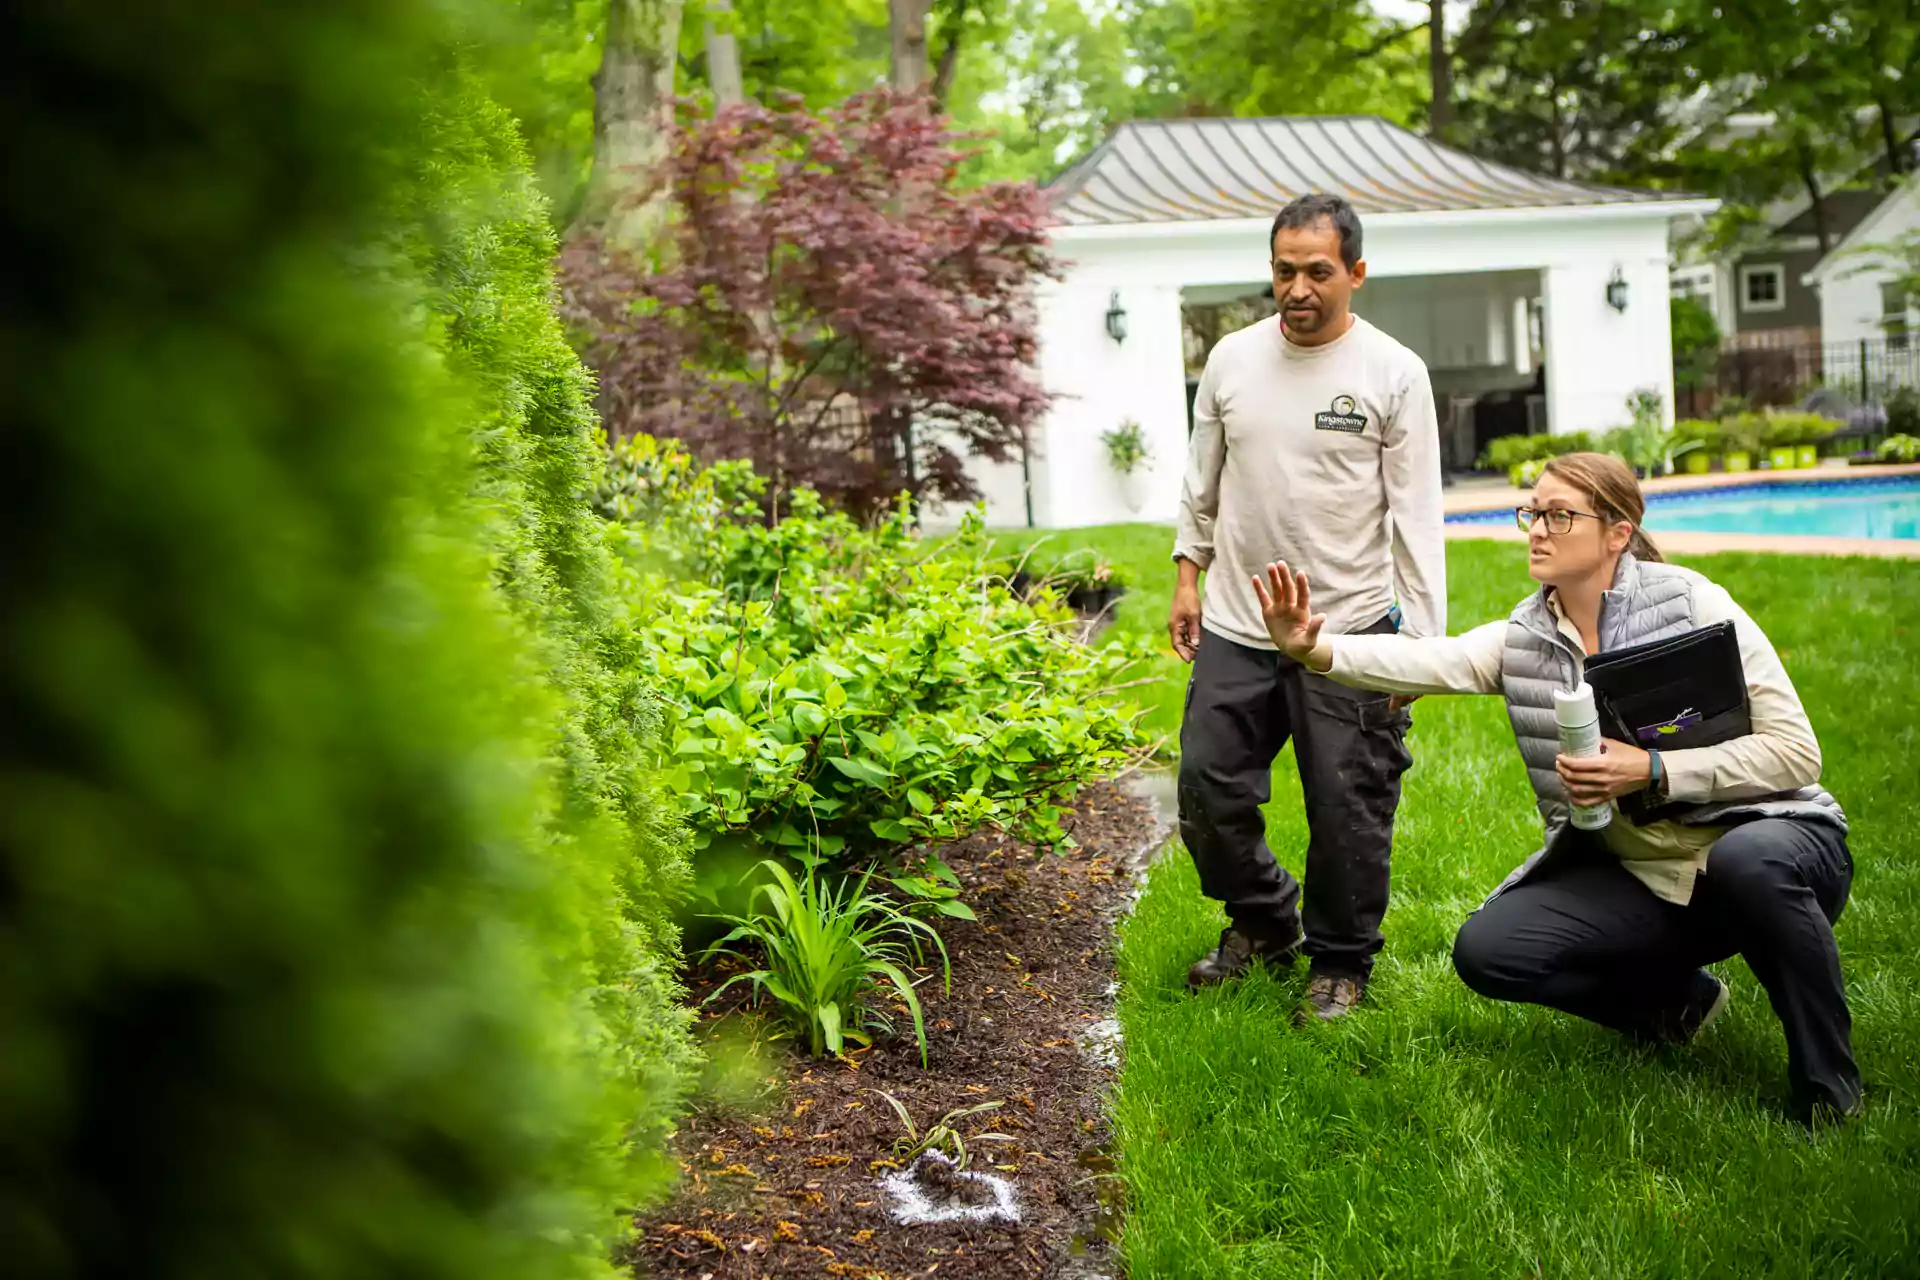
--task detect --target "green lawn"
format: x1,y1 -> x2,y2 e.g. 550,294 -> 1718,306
1006,528 -> 1920,1277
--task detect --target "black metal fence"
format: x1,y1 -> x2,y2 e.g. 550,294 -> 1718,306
1678,335 -> 1919,418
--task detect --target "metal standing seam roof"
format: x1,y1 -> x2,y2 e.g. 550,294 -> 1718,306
1045,116 -> 1693,226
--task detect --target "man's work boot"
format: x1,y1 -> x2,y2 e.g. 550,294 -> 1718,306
1293,970 -> 1366,1024
1186,923 -> 1305,990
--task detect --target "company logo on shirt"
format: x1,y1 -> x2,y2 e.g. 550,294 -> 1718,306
1314,394 -> 1368,434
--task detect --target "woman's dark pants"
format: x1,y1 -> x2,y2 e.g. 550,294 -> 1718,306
1452,818 -> 1859,1120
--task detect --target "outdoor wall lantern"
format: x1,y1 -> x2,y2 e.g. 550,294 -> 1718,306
1605,267 -> 1630,313
1105,290 -> 1128,344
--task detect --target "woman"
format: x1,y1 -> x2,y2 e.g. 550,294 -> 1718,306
1252,452 -> 1858,1124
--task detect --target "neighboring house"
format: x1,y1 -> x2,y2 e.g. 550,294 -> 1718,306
936,116 -> 1714,530
1805,171 -> 1920,352
1669,122 -> 1918,348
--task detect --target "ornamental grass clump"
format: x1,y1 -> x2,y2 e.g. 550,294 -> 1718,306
704,861 -> 951,1065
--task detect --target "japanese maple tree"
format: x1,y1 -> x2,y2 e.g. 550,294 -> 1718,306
559,90 -> 1056,517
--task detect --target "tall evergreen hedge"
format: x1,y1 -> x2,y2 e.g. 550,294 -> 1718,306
2,5 -> 690,1276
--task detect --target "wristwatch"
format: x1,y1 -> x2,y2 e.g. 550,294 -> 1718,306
1647,749 -> 1669,803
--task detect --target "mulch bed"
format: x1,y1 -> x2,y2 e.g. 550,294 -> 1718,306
625,779 -> 1165,1280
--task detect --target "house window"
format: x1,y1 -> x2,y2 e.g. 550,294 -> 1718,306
1885,282 -> 1912,351
1741,264 -> 1785,313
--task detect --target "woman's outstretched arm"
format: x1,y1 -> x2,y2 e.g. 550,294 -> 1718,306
1253,561 -> 1504,696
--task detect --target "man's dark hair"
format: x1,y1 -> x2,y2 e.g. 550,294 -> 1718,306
1270,193 -> 1362,269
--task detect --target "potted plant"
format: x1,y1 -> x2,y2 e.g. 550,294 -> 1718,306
1796,414 -> 1836,469
1761,414 -> 1799,471
1722,413 -> 1760,473
1101,419 -> 1152,513
1673,419 -> 1719,474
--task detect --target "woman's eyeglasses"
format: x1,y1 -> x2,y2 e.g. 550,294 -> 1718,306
1515,506 -> 1607,535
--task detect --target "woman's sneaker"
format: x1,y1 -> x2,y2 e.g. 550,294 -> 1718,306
1186,923 -> 1305,989
1675,974 -> 1731,1045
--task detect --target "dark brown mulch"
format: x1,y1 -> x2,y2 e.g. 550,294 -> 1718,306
625,779 -> 1164,1280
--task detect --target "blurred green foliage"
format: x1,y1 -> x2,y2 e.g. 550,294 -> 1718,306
600,437 -> 1154,872
3,4 -> 690,1276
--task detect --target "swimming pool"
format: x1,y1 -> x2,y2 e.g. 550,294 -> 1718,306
1447,475 -> 1920,540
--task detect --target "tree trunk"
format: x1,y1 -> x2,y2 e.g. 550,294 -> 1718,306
889,0 -> 933,95
1427,0 -> 1453,140
704,0 -> 745,108
1797,141 -> 1831,256
1547,83 -> 1566,178
930,0 -> 970,107
1879,98 -> 1905,178
576,0 -> 685,250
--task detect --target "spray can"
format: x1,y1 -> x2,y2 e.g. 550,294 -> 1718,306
1554,682 -> 1612,831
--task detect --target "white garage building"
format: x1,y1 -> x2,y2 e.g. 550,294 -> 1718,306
954,116 -> 1716,529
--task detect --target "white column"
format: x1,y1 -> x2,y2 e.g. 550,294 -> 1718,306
1542,255 -> 1676,435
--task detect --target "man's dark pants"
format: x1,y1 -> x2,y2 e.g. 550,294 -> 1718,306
1453,818 -> 1859,1118
1177,621 -> 1412,977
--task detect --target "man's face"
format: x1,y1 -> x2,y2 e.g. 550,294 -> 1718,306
1270,218 -> 1364,338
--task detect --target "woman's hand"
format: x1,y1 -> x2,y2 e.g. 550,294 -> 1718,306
1251,561 -> 1326,664
1556,738 -> 1652,806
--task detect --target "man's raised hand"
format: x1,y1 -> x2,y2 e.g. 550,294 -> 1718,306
1250,561 -> 1325,662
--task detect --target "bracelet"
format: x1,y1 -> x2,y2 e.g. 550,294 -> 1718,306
1647,749 -> 1666,800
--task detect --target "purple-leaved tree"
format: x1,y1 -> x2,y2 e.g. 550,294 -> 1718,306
559,91 -> 1056,517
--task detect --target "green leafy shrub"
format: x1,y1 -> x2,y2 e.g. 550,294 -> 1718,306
605,437 -> 1153,868
1010,547 -> 1129,597
1884,387 -> 1920,438
1722,412 -> 1766,457
1673,418 -> 1721,450
1758,411 -> 1836,449
1876,433 -> 1920,463
5,6 -> 687,1277
396,72 -> 696,1210
1478,430 -> 1597,473
704,861 -> 950,1064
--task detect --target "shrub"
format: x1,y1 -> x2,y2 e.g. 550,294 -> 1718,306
604,438 -> 1154,868
560,92 -> 1056,518
1671,296 -> 1721,392
394,72 -> 696,1208
1479,430 -> 1599,473
1722,412 -> 1766,456
1876,433 -> 1920,463
704,860 -> 950,1065
1673,418 -> 1722,451
5,6 -> 686,1277
1885,387 -> 1920,438
1758,411 -> 1835,448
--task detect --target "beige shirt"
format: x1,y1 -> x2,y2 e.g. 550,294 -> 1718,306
1324,566 -> 1824,905
1175,314 -> 1446,646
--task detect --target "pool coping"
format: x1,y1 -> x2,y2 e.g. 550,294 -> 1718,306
1443,461 -> 1920,559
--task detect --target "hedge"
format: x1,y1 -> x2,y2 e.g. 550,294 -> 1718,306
3,5 -> 688,1277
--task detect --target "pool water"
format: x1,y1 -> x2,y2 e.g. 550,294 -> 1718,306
1449,476 -> 1920,540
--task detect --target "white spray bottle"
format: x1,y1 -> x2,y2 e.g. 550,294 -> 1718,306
1554,682 -> 1612,831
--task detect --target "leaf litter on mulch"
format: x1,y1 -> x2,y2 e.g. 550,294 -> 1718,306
624,779 -> 1167,1280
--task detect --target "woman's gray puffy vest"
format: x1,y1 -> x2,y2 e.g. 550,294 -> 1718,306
1485,552 -> 1846,902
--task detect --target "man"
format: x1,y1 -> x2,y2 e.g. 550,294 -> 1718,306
1172,192 -> 1445,1021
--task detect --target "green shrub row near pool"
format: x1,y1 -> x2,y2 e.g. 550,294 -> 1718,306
1481,411 -> 1859,487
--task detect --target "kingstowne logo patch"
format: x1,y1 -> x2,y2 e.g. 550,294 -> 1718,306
1313,393 -> 1368,434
